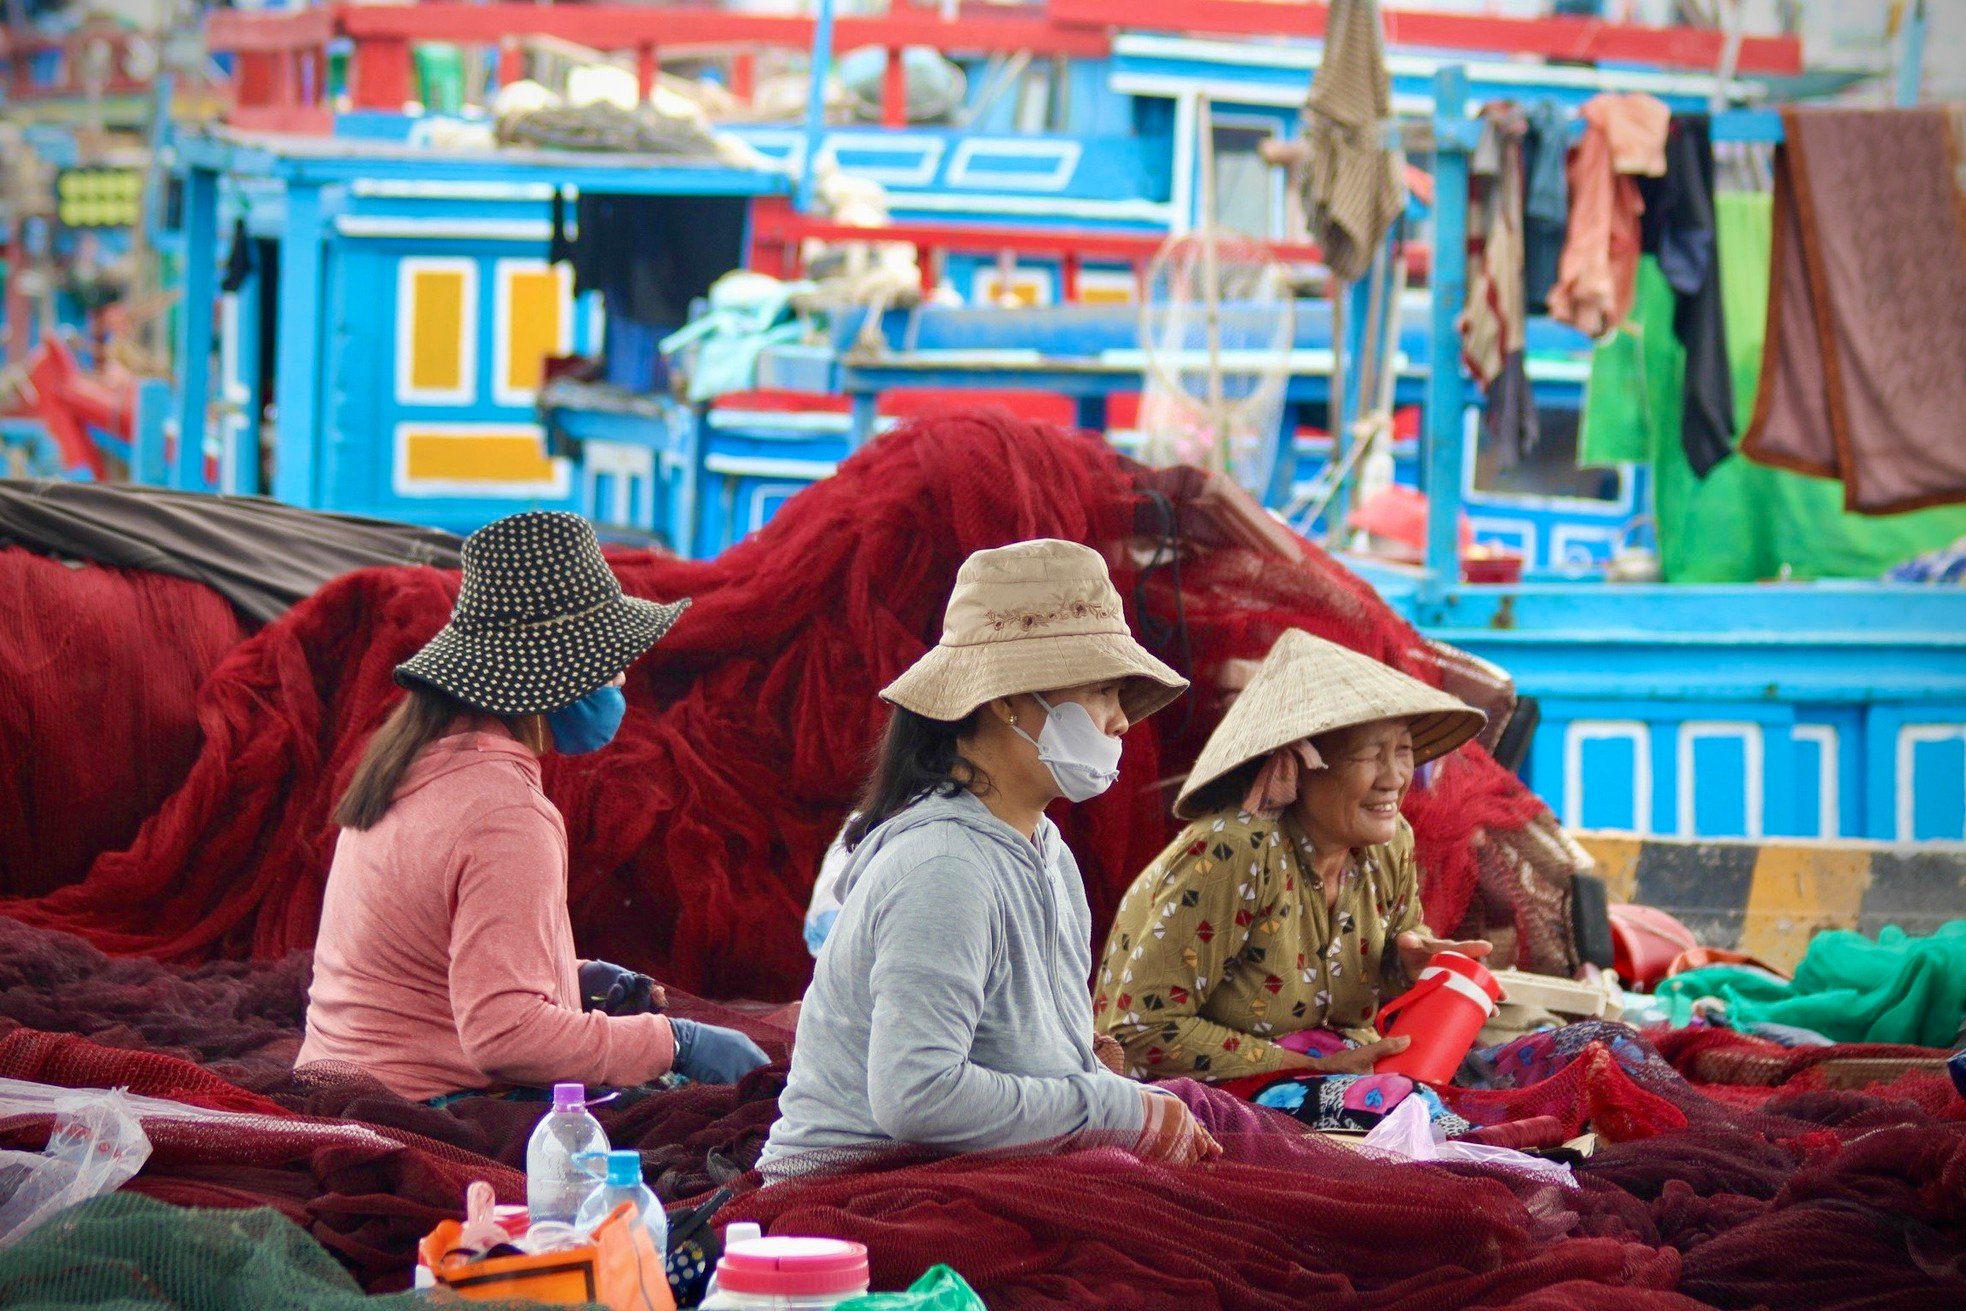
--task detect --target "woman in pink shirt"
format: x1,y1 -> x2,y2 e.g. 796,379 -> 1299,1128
298,511 -> 768,1102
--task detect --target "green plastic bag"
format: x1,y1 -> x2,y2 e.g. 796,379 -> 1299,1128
836,1265 -> 985,1311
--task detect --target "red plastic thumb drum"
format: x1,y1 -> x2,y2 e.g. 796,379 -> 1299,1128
1373,951 -> 1505,1084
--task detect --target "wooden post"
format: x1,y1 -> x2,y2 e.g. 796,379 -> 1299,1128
272,182 -> 325,507
637,45 -> 659,101
882,46 -> 907,128
729,50 -> 756,101
171,165 -> 220,491
497,39 -> 524,90
1423,65 -> 1471,597
352,36 -> 413,110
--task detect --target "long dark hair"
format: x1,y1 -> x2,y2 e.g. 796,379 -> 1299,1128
843,706 -> 988,850
334,686 -> 549,831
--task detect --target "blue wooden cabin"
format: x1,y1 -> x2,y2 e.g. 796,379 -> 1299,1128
141,22 -> 1965,848
165,130 -> 786,535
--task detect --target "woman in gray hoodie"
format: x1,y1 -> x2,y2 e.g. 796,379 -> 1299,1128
761,540 -> 1216,1174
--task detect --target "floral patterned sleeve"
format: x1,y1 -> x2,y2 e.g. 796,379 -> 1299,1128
1095,824 -> 1288,1082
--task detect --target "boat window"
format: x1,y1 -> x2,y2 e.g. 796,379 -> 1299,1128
1210,121 -> 1281,239
1471,407 -> 1624,503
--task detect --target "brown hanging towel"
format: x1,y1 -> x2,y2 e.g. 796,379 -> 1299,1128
1741,108 -> 1966,514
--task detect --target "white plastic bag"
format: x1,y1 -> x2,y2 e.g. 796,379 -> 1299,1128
1360,1093 -> 1576,1189
0,1087 -> 152,1248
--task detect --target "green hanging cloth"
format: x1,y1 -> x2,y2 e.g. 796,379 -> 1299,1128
1577,194 -> 1966,582
1657,921 -> 1966,1048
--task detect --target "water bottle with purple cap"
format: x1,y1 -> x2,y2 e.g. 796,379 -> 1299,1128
525,1082 -> 611,1225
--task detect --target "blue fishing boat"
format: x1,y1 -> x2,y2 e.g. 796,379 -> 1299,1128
4,1 -> 1962,848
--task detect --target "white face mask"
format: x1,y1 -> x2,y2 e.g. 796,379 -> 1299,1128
1013,693 -> 1123,803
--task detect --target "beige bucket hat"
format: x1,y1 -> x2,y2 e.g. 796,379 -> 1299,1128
1174,628 -> 1486,819
881,539 -> 1189,724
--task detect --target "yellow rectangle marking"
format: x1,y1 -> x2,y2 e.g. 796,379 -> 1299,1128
408,269 -> 467,393
402,430 -> 556,484
1575,833 -> 1643,903
503,268 -> 563,395
1739,844 -> 1873,973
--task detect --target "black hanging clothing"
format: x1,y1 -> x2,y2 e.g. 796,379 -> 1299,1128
220,218 -> 255,294
1522,100 -> 1569,315
1639,115 -> 1733,477
548,188 -> 575,268
561,193 -> 749,329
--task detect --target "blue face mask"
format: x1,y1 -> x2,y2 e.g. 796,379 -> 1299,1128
546,685 -> 627,755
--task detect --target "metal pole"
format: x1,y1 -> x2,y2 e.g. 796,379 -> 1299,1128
1422,65 -> 1470,597
1896,0 -> 1927,108
128,68 -> 177,372
1194,97 -> 1230,476
170,163 -> 219,491
796,0 -> 837,212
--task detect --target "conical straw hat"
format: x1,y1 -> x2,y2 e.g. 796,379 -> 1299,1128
1174,628 -> 1485,819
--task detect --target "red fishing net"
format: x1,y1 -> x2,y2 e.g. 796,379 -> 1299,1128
4,415 -> 1959,1307
0,547 -> 246,898
0,412 -> 1580,993
3,923 -> 1960,1308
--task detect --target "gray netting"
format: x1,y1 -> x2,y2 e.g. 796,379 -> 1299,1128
0,1193 -> 569,1311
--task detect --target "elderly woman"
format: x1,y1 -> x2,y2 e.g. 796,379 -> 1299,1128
1096,629 -> 1489,1119
762,539 -> 1218,1174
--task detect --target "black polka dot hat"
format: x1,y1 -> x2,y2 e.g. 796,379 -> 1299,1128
395,511 -> 689,716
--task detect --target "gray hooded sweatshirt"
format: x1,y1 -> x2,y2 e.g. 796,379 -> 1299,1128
760,790 -> 1146,1171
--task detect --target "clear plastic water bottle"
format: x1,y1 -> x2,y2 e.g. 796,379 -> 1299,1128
574,1150 -> 667,1251
526,1083 -> 610,1225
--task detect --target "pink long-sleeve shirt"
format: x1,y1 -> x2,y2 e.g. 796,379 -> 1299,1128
298,729 -> 673,1101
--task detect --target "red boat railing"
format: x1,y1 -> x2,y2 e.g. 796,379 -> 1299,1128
1051,0 -> 1803,76
206,4 -> 1105,133
1,22 -> 176,106
205,2 -> 1803,135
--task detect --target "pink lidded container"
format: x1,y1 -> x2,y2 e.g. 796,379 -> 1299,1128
700,1236 -> 872,1311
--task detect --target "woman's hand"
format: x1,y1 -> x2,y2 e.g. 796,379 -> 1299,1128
1135,1089 -> 1223,1166
1093,1033 -> 1128,1076
578,960 -> 666,1016
1395,931 -> 1492,979
1273,1034 -> 1411,1074
669,1019 -> 770,1084
1306,1035 -> 1410,1075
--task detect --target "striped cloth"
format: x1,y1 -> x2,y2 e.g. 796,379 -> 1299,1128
1299,0 -> 1404,282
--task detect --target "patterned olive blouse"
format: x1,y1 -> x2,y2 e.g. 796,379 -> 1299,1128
1094,808 -> 1430,1081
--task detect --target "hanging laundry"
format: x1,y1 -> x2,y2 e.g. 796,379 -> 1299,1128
1297,0 -> 1404,283
1548,93 -> 1669,338
1639,115 -> 1732,477
220,218 -> 255,295
1521,101 -> 1569,314
658,272 -> 809,404
1577,197 -> 1966,582
1459,103 -> 1538,466
1741,108 -> 1966,514
553,192 -> 749,331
